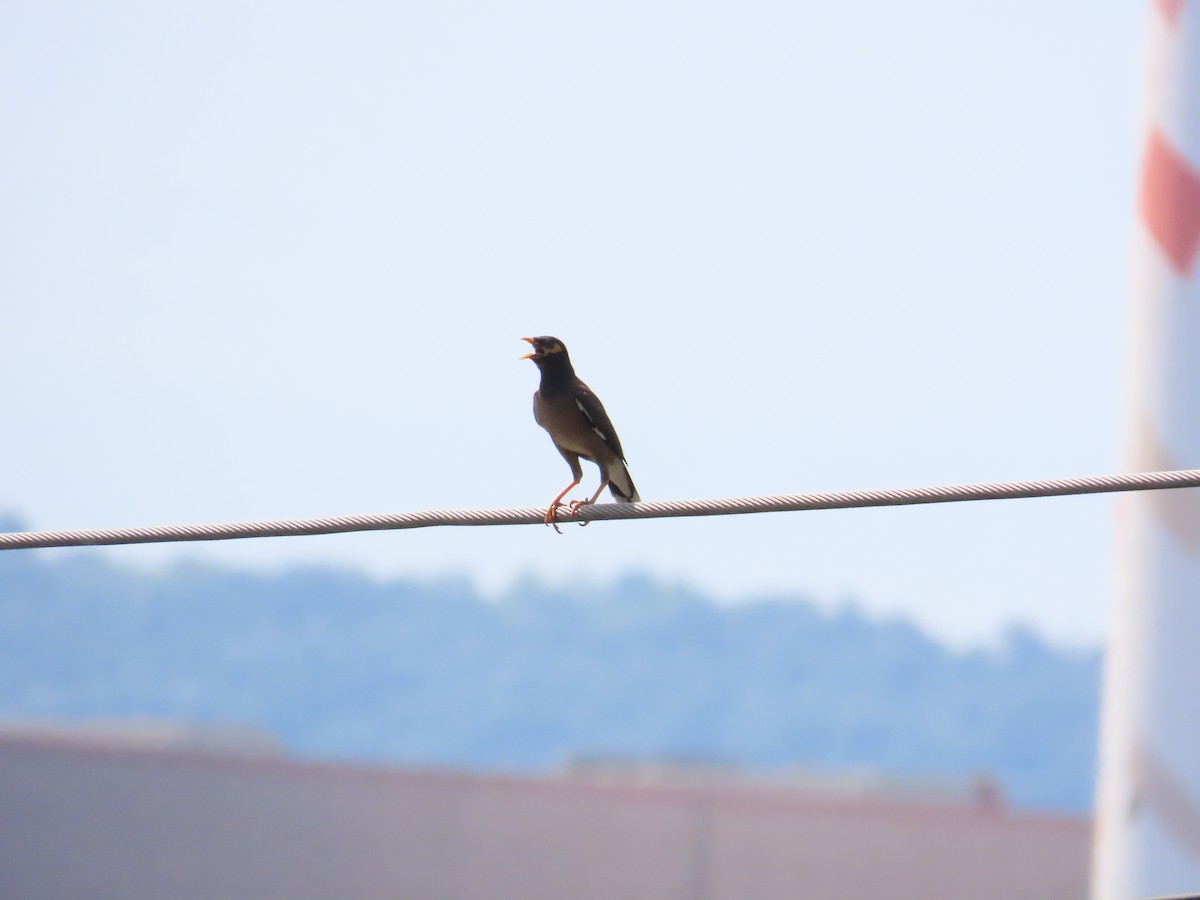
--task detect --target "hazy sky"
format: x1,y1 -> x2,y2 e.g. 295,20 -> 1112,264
2,2 -> 1147,645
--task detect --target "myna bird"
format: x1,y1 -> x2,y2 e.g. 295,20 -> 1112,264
521,336 -> 640,532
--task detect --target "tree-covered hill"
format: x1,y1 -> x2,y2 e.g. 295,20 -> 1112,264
0,540 -> 1101,810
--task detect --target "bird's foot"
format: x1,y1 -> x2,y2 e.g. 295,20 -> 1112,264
567,499 -> 592,527
544,503 -> 566,534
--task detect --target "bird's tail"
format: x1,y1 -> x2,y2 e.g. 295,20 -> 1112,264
608,459 -> 640,503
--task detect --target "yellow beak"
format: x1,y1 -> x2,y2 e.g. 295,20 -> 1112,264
519,337 -> 537,360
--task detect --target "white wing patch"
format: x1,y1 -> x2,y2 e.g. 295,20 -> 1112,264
576,397 -> 611,443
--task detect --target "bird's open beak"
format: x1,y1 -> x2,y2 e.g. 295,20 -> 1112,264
519,337 -> 538,360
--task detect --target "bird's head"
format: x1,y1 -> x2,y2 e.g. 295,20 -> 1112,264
519,336 -> 569,366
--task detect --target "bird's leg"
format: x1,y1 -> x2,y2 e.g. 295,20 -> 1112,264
545,479 -> 581,534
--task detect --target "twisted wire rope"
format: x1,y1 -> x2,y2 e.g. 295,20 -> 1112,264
2,469 -> 1198,551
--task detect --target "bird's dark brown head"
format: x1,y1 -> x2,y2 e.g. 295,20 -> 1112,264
519,336 -> 570,367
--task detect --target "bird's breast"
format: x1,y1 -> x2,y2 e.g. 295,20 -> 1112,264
534,392 -> 612,461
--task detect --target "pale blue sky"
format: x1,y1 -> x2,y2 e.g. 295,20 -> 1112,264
2,2 -> 1146,644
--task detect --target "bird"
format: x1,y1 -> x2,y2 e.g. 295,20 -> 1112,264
520,336 -> 639,532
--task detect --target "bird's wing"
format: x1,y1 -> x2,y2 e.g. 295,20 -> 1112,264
574,380 -> 628,462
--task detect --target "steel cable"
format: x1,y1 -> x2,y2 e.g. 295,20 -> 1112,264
2,468 -> 1198,551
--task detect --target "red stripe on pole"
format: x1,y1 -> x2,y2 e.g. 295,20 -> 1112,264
1157,0 -> 1185,28
1141,128 -> 1200,275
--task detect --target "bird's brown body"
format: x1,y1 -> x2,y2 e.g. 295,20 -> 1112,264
521,336 -> 638,531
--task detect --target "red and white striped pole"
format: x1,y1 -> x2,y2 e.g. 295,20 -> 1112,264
1093,1 -> 1200,896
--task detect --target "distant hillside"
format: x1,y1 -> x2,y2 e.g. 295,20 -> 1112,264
0,536 -> 1101,811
